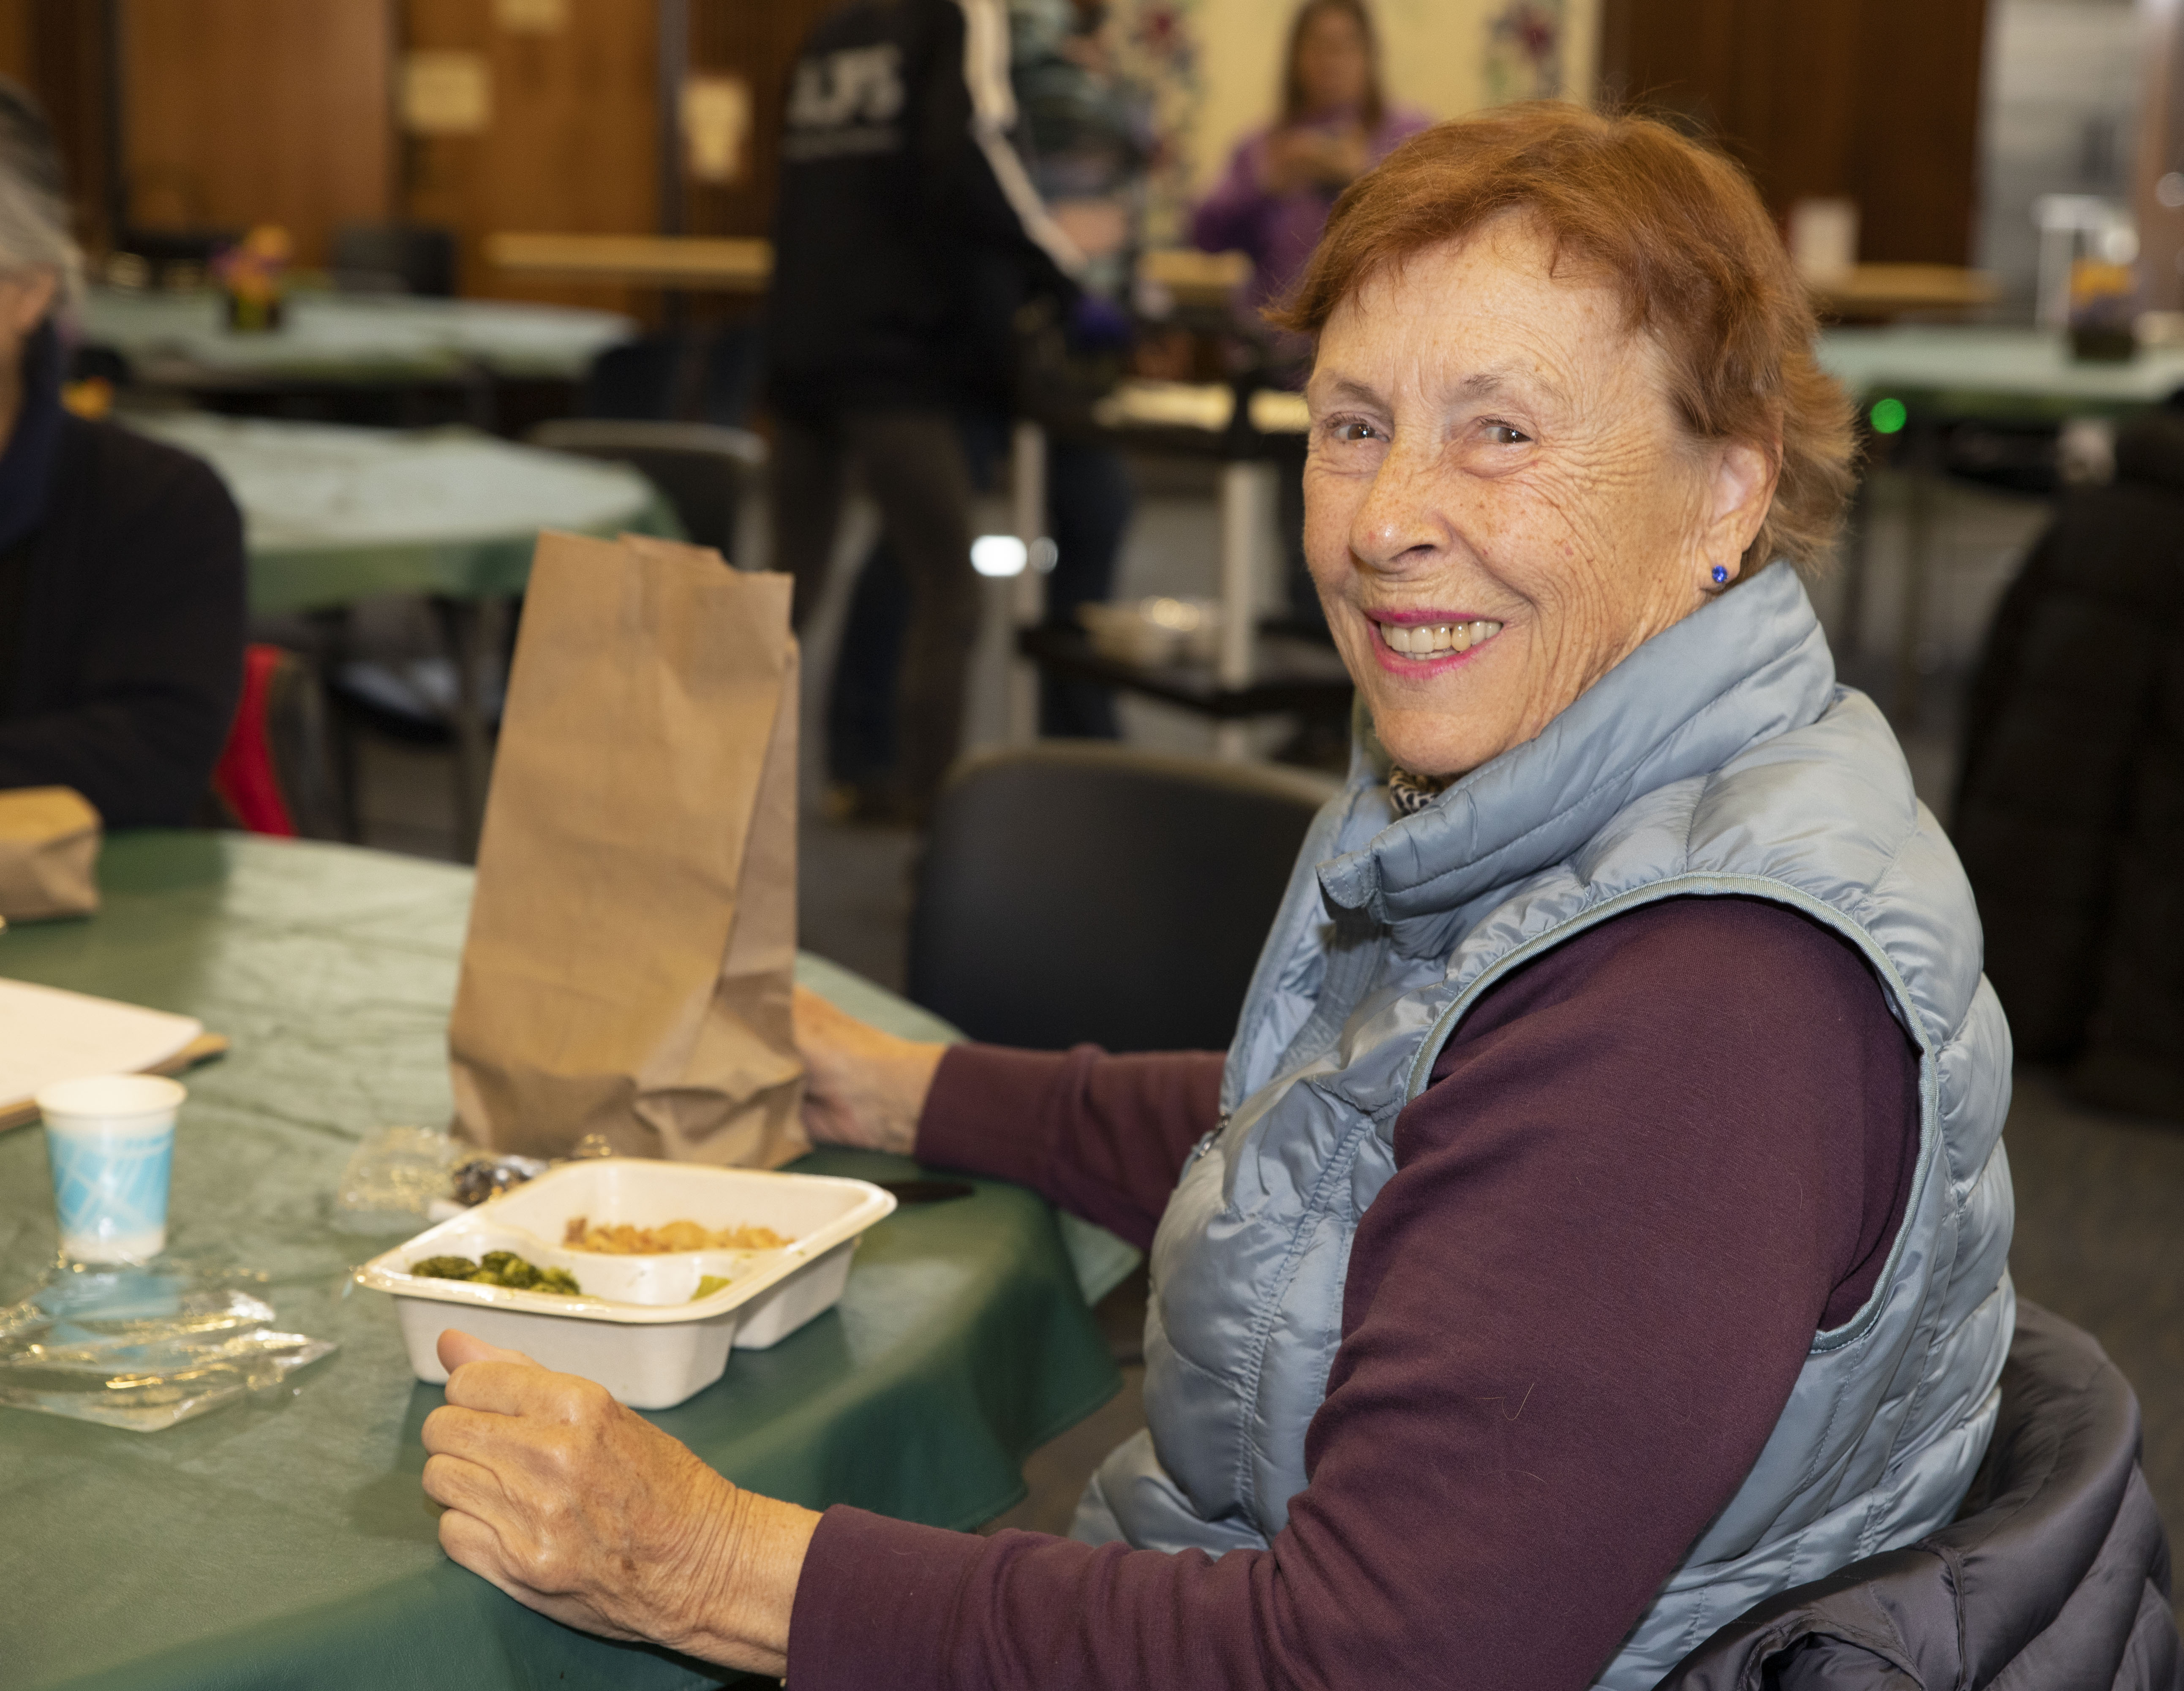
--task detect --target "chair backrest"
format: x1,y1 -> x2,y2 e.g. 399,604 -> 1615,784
1656,1300 -> 2180,1691
525,419 -> 768,558
211,645 -> 344,840
330,223 -> 458,297
576,326 -> 762,427
907,744 -> 1337,1052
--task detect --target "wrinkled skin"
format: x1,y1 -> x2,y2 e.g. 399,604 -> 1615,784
1304,213 -> 1777,778
421,1332 -> 818,1676
422,213 -> 1783,1676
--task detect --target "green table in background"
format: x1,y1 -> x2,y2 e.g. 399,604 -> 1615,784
1814,326 -> 2184,724
0,834 -> 1125,1691
79,288 -> 637,388
126,413 -> 677,614
125,413 -> 681,856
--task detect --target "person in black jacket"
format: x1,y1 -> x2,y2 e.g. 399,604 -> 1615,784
0,82 -> 244,827
767,0 -> 1081,818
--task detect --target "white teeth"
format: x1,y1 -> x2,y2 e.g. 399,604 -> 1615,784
1377,618 -> 1505,657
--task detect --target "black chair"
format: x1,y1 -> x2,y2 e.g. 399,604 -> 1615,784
523,419 -> 767,559
1656,1301 -> 2180,1690
330,224 -> 458,297
577,326 -> 762,427
907,744 -> 1337,1052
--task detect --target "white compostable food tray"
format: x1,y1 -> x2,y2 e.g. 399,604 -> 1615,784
355,1158 -> 896,1408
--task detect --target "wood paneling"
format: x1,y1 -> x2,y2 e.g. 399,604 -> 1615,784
123,0 -> 395,266
1,1 -> 121,259
401,0 -> 658,311
685,0 -> 838,243
0,1 -> 31,82
1598,0 -> 1989,267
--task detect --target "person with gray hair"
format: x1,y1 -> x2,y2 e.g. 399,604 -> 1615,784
0,79 -> 244,826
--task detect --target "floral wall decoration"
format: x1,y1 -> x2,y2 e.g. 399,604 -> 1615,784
1111,0 -> 1207,244
1484,0 -> 1564,104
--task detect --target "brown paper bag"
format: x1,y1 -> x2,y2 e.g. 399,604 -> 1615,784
0,786 -> 100,922
449,531 -> 807,1167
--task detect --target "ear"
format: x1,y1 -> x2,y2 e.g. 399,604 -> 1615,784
1699,439 -> 1778,586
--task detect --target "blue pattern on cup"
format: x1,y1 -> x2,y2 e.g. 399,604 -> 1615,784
49,1132 -> 173,1244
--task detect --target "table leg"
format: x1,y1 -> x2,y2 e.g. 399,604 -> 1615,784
305,607 -> 363,843
1217,461 -> 1272,762
433,596 -> 494,861
1835,467 -> 1874,662
1892,418 -> 1940,728
1010,421 -> 1047,745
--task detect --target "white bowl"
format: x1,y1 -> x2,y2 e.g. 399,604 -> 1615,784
354,1158 -> 896,1408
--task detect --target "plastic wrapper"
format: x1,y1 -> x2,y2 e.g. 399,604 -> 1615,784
333,1125 -> 545,1230
0,1266 -> 336,1432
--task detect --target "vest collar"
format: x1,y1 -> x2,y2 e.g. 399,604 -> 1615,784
1319,562 -> 1838,925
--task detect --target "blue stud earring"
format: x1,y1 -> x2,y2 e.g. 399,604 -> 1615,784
1711,565 -> 1729,585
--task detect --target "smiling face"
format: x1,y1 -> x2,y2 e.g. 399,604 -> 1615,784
1304,214 -> 1776,780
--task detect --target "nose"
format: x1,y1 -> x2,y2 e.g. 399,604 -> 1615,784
1348,434 -> 1449,578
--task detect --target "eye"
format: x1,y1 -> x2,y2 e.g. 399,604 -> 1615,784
1481,420 -> 1532,446
1323,415 -> 1384,444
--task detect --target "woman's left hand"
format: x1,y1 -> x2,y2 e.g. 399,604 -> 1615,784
421,1331 -> 820,1676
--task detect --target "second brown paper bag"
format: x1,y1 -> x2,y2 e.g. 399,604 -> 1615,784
449,530 -> 806,1166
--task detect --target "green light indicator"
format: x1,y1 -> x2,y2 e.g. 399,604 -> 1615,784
1869,397 -> 1908,435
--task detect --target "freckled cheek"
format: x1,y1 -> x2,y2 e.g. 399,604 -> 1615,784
1300,472 -> 1363,593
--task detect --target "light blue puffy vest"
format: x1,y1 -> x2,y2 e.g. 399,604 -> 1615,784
1073,563 -> 2016,1688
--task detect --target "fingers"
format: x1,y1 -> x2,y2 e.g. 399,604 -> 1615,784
438,1328 -> 534,1373
443,1357 -> 600,1420
422,1402 -> 538,1468
422,1448 -> 508,1517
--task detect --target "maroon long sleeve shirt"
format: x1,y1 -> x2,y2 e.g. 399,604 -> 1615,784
788,897 -> 1920,1689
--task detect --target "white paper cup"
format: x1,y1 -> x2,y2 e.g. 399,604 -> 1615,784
37,1075 -> 186,1263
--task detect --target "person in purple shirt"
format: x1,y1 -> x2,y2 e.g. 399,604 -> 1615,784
1190,0 -> 1430,342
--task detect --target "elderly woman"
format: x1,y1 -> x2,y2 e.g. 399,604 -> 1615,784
420,106 -> 2011,1690
0,83 -> 243,825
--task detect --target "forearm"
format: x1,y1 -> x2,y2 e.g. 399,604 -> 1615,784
915,1044 -> 1223,1249
1189,179 -> 1261,256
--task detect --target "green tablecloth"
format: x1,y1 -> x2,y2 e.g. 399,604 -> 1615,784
79,288 -> 636,384
123,414 -> 680,613
0,834 -> 1121,1691
1816,325 -> 2184,419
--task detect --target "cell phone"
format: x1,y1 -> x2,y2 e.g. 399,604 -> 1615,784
877,1178 -> 977,1205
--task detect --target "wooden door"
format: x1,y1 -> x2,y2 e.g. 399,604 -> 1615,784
1597,0 -> 1990,266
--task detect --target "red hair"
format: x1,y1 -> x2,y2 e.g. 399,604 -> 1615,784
1273,102 -> 1855,575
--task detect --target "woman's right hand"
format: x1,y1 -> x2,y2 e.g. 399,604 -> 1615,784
1258,128 -> 1322,196
1260,124 -> 1369,196
791,985 -> 948,1157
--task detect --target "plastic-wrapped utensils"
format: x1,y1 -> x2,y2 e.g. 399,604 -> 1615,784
0,1266 -> 335,1432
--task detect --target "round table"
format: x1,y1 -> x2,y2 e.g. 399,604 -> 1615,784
0,833 -> 1122,1691
124,412 -> 676,615
125,412 -> 682,854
